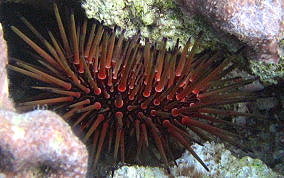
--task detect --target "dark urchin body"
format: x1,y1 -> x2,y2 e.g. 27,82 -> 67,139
8,3 -> 261,174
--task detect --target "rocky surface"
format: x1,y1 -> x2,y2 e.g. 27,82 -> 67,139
81,0 -> 221,50
0,110 -> 88,178
249,60 -> 284,84
0,24 -> 14,110
176,0 -> 284,64
113,142 -> 282,178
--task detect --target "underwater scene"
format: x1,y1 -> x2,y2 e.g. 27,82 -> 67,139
0,0 -> 283,177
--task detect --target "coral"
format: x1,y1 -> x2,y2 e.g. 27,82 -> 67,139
176,0 -> 284,63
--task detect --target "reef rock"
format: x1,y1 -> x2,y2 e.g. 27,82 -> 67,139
176,0 -> 284,63
113,142 -> 282,177
0,110 -> 88,177
0,24 -> 14,110
170,142 -> 282,177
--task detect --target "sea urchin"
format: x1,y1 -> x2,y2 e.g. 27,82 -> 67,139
8,3 -> 260,172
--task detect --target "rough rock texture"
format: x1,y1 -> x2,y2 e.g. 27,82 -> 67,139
113,166 -> 167,178
176,0 -> 284,63
171,142 -> 282,177
0,23 -> 88,178
0,110 -> 88,177
113,142 -> 282,178
0,24 -> 14,110
249,60 -> 284,84
82,0 -> 219,50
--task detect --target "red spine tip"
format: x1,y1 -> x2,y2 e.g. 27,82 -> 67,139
150,110 -> 157,116
78,68 -> 84,74
115,112 -> 124,119
118,85 -> 126,92
162,120 -> 170,127
175,73 -> 181,77
143,91 -> 150,97
66,84 -> 72,90
128,95 -> 134,100
75,92 -> 81,98
94,88 -> 101,95
175,93 -> 184,101
127,106 -> 135,111
104,93 -> 110,99
85,88 -> 91,94
192,89 -> 199,94
94,102 -> 102,110
153,99 -> 160,106
167,94 -> 174,101
98,73 -> 106,80
155,86 -> 163,93
115,97 -> 124,108
171,108 -> 179,117
140,103 -> 147,110
86,99 -> 91,104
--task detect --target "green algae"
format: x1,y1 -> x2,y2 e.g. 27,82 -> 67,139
82,0 -> 219,50
250,58 -> 284,85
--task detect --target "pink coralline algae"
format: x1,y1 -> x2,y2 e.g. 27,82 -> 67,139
0,110 -> 88,177
176,0 -> 284,63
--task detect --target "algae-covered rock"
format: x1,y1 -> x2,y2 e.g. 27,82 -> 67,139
170,142 -> 282,178
249,39 -> 283,85
82,0 -> 218,50
113,166 -> 166,178
113,142 -> 283,178
250,58 -> 284,85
